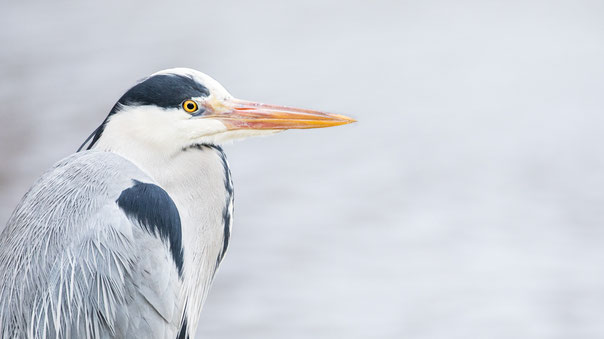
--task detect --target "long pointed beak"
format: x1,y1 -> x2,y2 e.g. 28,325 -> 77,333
202,97 -> 356,130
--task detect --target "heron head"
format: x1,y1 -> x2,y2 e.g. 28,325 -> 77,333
84,68 -> 355,153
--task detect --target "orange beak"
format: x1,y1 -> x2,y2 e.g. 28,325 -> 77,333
201,97 -> 356,130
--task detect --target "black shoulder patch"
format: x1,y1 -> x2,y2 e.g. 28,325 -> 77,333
116,180 -> 184,276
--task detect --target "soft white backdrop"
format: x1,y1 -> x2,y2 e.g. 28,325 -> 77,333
1,1 -> 604,338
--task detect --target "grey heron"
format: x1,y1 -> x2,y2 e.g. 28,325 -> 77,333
0,68 -> 355,338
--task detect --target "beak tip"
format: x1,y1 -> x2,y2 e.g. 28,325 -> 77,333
329,113 -> 357,124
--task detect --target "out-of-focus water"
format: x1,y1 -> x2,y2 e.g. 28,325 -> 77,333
1,1 -> 604,338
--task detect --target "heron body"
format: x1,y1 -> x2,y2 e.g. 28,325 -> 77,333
0,68 -> 354,338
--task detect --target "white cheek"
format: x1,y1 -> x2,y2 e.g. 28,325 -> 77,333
98,106 -> 189,148
184,118 -> 229,140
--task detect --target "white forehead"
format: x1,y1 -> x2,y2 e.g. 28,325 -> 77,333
151,68 -> 232,99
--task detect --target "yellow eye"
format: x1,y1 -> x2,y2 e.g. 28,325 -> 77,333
182,100 -> 198,113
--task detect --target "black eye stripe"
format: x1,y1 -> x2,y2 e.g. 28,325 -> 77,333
82,73 -> 211,151
117,74 -> 210,108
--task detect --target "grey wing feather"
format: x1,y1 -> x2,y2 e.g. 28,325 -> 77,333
0,151 -> 184,339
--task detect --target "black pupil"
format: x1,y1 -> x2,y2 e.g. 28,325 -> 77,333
186,102 -> 195,111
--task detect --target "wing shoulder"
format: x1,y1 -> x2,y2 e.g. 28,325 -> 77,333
0,151 -> 185,338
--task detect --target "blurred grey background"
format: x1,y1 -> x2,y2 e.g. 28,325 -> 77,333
1,0 -> 604,338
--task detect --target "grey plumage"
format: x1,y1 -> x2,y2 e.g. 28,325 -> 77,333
0,143 -> 233,338
0,151 -> 186,338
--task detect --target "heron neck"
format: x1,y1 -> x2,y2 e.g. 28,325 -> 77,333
92,139 -> 232,335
